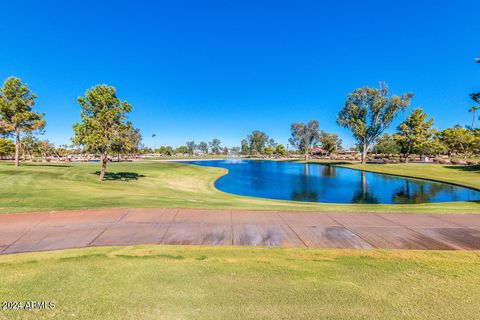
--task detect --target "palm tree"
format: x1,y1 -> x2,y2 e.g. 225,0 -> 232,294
152,133 -> 156,152
469,106 -> 479,129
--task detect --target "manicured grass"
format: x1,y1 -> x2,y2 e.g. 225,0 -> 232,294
0,245 -> 479,319
0,160 -> 479,214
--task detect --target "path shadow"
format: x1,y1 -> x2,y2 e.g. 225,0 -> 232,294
94,171 -> 146,181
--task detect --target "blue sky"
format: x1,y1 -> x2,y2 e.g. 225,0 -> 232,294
1,0 -> 479,148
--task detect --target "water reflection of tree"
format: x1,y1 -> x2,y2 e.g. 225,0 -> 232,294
352,171 -> 379,204
321,166 -> 336,177
392,179 -> 454,204
291,164 -> 320,202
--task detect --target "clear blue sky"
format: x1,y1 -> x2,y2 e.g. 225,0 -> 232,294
1,0 -> 479,148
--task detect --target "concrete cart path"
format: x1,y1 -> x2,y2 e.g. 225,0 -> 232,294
1,208 -> 480,254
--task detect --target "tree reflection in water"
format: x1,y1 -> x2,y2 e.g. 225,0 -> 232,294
352,171 -> 379,204
291,164 -> 319,202
392,179 -> 455,204
321,166 -> 336,177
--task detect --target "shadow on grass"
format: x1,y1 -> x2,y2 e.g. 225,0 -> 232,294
0,162 -> 74,168
444,165 -> 480,173
94,171 -> 146,181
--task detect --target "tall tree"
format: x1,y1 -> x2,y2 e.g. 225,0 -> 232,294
152,133 -> 156,151
247,130 -> 269,155
393,108 -> 435,162
289,120 -> 320,161
186,141 -> 195,155
198,141 -> 208,154
469,106 -> 479,129
176,146 -> 188,155
471,58 -> 480,105
337,83 -> 413,163
209,138 -> 221,154
240,139 -> 249,155
438,125 -> 477,157
319,131 -> 342,155
0,77 -> 46,166
73,85 -> 132,181
275,144 -> 287,156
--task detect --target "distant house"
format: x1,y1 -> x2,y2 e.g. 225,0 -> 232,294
311,147 -> 328,156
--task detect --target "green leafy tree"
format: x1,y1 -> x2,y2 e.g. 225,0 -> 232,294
230,147 -> 240,155
111,122 -> 142,161
337,83 -> 413,163
267,138 -> 277,148
247,130 -> 269,155
157,146 -> 174,156
240,139 -> 249,155
289,120 -> 320,161
0,77 -> 46,166
373,133 -> 400,155
176,146 -> 188,155
275,144 -> 287,156
319,131 -> 342,155
264,146 -> 274,156
209,138 -> 221,154
20,134 -> 37,159
35,139 -> 55,160
186,141 -> 195,155
393,108 -> 435,162
55,144 -> 71,158
0,138 -> 15,159
438,125 -> 477,157
73,85 -> 132,181
198,141 -> 208,154
417,138 -> 447,157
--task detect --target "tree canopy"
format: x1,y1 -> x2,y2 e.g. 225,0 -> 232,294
393,108 -> 436,162
337,83 -> 413,163
73,85 -> 133,181
0,77 -> 46,166
247,130 -> 269,155
319,131 -> 342,154
438,125 -> 478,157
289,120 -> 320,161
209,138 -> 221,154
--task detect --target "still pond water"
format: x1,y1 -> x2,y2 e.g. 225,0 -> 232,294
183,160 -> 480,204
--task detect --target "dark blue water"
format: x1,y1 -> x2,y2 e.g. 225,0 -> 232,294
182,160 -> 480,204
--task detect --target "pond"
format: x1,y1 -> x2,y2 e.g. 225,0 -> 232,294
182,160 -> 480,204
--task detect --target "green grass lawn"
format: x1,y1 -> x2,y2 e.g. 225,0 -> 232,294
0,160 -> 479,214
0,246 -> 479,319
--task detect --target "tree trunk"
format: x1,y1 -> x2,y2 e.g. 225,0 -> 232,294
99,152 -> 108,181
305,147 -> 309,162
361,143 -> 368,164
15,128 -> 20,167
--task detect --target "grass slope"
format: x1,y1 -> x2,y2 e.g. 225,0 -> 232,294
0,161 -> 479,214
1,246 -> 479,320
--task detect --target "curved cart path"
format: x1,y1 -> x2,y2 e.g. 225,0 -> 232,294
1,208 -> 480,254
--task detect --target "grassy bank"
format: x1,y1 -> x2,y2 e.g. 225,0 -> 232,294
1,245 -> 479,320
0,161 -> 479,214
